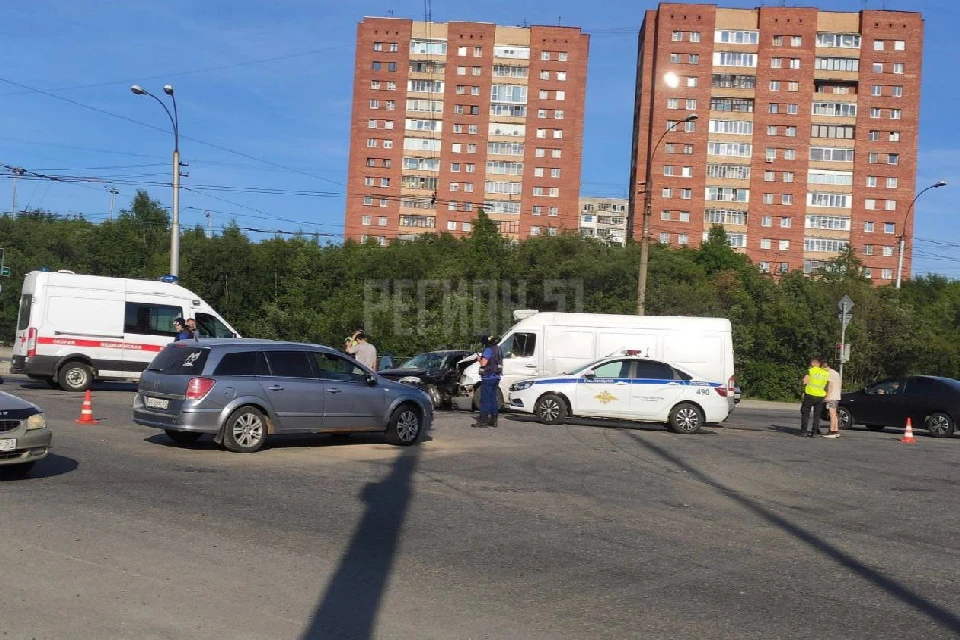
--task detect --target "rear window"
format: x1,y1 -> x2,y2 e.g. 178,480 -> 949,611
213,351 -> 268,376
147,345 -> 210,375
16,294 -> 32,331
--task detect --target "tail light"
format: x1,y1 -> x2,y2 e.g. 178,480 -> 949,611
727,375 -> 736,394
714,386 -> 729,397
26,327 -> 37,357
185,377 -> 216,401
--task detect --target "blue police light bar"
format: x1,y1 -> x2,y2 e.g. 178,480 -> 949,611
39,266 -> 50,272
160,274 -> 179,284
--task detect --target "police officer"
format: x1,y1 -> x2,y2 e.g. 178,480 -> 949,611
800,356 -> 829,437
473,334 -> 503,429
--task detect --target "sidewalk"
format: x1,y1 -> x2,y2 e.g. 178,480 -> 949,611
737,398 -> 799,412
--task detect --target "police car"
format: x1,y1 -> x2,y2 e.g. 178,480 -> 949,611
507,351 -> 731,433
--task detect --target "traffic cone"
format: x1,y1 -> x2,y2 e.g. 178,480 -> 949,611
901,417 -> 916,444
75,390 -> 99,425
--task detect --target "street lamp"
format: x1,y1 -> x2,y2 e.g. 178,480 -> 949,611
636,112 -> 698,315
131,83 -> 182,277
895,180 -> 946,289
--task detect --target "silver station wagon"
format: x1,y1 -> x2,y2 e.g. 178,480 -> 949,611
133,339 -> 432,452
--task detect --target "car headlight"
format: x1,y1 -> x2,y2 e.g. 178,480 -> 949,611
26,413 -> 46,431
399,376 -> 422,385
510,381 -> 534,392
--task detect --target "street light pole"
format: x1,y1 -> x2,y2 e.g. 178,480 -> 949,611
131,84 -> 181,277
636,113 -> 698,315
895,180 -> 946,289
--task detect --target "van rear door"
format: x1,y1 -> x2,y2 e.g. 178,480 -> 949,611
12,291 -> 35,361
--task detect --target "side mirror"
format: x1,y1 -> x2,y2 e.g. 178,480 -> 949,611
583,371 -> 596,379
366,374 -> 378,386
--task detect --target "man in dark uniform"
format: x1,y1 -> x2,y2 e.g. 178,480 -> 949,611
473,334 -> 503,428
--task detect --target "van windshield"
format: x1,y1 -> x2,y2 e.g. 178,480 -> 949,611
195,313 -> 236,338
16,294 -> 32,331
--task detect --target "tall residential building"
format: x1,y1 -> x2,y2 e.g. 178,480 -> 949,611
345,17 -> 590,244
579,196 -> 629,245
629,3 -> 923,282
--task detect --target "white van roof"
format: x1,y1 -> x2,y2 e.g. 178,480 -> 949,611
510,312 -> 731,331
25,270 -> 202,302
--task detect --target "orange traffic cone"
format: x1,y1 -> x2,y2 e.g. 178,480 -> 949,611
901,417 -> 916,444
75,390 -> 99,425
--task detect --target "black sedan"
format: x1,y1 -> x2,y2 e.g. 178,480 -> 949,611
832,375 -> 960,437
378,350 -> 472,408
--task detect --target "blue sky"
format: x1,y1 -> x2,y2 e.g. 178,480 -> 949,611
1,0 -> 957,276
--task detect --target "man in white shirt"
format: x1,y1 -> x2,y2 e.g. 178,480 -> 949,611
823,360 -> 842,439
348,332 -> 378,371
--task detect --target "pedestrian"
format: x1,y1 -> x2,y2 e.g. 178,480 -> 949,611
172,318 -> 192,342
344,328 -> 362,355
799,356 -> 829,437
349,331 -> 378,371
822,359 -> 842,439
185,317 -> 200,340
473,334 -> 503,429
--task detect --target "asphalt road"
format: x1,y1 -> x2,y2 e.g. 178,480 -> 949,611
2,377 -> 960,640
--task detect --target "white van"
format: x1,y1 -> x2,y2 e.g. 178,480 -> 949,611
11,271 -> 238,391
455,310 -> 736,411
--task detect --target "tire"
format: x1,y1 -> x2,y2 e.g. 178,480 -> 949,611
926,412 -> 955,438
58,361 -> 93,392
425,385 -> 443,408
534,393 -> 567,425
0,462 -> 35,479
836,406 -> 853,430
385,404 -> 422,446
865,424 -> 886,432
164,430 -> 203,445
222,406 -> 268,453
668,402 -> 704,434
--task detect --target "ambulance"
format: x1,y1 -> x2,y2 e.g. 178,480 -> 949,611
11,270 -> 238,391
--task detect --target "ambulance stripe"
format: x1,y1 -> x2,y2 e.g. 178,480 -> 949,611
36,337 -> 164,352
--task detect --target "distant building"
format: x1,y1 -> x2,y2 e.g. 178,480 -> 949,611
629,3 -> 923,282
345,17 -> 590,244
579,197 -> 628,245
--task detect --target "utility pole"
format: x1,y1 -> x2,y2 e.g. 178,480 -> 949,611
107,186 -> 119,220
837,295 -> 853,385
10,166 -> 25,217
205,210 -> 213,239
896,180 -> 946,289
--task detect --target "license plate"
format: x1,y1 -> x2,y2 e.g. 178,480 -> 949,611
0,439 -> 16,452
145,396 -> 170,410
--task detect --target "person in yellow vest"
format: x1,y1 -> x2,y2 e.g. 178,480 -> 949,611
800,357 -> 829,437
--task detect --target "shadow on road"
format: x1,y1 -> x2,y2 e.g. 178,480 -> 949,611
299,447 -> 421,639
623,431 -> 960,635
0,453 -> 78,481
144,431 -> 432,451
505,413 -> 717,434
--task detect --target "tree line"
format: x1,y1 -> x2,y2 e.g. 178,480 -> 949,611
2,190 -> 959,401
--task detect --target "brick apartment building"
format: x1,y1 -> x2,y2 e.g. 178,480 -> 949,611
629,3 -> 923,282
344,17 -> 590,244
579,196 -> 629,245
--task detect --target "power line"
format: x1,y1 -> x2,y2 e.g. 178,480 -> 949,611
0,75 -> 346,189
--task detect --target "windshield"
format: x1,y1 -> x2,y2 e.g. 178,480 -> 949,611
399,353 -> 446,370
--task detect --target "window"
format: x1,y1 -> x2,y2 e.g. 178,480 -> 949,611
659,232 -> 670,244
881,269 -> 894,280
893,63 -> 904,74
715,30 -> 759,45
771,57 -> 783,69
559,51 -> 569,61
364,177 -> 374,186
807,192 -> 852,208
361,215 -> 372,225
773,35 -> 783,47
883,246 -> 895,257
709,119 -> 754,135
779,240 -> 790,250
714,52 -> 758,67
783,172 -> 794,183
556,71 -> 567,82
472,67 -> 481,76
888,153 -> 900,165
447,221 -> 456,231
690,54 -> 700,64
809,147 -> 854,162
891,109 -> 902,120
885,200 -> 897,211
864,221 -> 875,233
869,152 -> 879,164
784,149 -> 796,160
760,238 -> 772,250
886,177 -> 898,189
662,187 -> 673,198
785,127 -> 797,137
124,302 -> 182,337
884,222 -> 896,234
805,215 -> 850,231
410,39 -> 447,55
553,129 -> 563,139
808,169 -> 853,186
761,215 -> 773,227
764,170 -> 775,182
707,141 -> 752,157
552,149 -> 562,158
706,163 -> 751,180
804,237 -> 849,253
541,51 -> 551,61
494,46 -> 530,59
712,74 -> 757,89
787,82 -> 800,92
493,64 -> 528,78
705,187 -> 749,203
770,81 -> 780,92
815,57 -> 860,72
759,262 -> 771,273
817,33 -> 861,48
792,36 -> 802,47
812,124 -> 855,140
539,70 -> 550,80
474,46 -> 483,57
705,209 -> 747,225
767,125 -> 778,136
864,244 -> 874,255
780,216 -> 792,229
782,194 -> 793,205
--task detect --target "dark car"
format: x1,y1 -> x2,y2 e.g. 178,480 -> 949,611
831,375 -> 960,437
0,390 -> 52,477
378,350 -> 472,408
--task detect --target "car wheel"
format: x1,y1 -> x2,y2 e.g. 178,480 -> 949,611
222,406 -> 268,453
59,361 -> 93,392
164,430 -> 203,445
668,402 -> 704,434
426,385 -> 443,408
836,406 -> 853,430
534,394 -> 567,425
926,412 -> 955,438
865,424 -> 886,432
0,462 -> 35,479
385,404 -> 422,446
